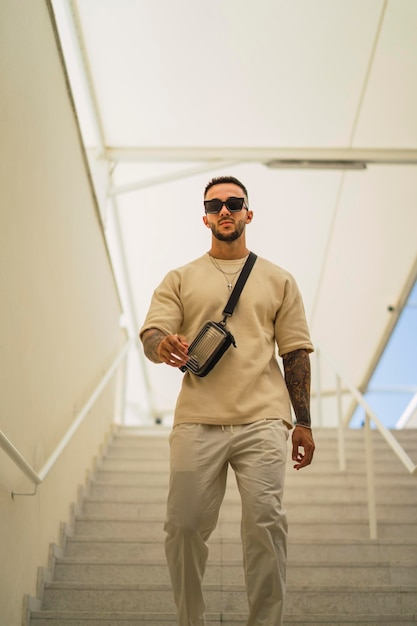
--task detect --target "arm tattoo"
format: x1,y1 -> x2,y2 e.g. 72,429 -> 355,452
282,349 -> 311,426
141,329 -> 166,363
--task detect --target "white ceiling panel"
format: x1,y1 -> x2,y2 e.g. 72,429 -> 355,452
75,0 -> 384,146
353,0 -> 417,147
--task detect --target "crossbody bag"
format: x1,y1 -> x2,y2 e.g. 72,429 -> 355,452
180,251 -> 257,377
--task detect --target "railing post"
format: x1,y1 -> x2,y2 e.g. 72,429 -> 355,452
120,347 -> 128,425
364,414 -> 378,539
315,348 -> 322,426
336,373 -> 346,472
115,342 -> 129,425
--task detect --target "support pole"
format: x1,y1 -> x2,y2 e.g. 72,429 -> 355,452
364,414 -> 378,539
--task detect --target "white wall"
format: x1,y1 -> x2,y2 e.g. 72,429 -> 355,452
0,2 -> 125,624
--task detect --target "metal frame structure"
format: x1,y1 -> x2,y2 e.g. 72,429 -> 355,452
52,0 -> 417,425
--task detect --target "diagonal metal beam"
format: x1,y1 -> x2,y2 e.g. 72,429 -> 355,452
348,0 -> 388,146
108,161 -> 241,197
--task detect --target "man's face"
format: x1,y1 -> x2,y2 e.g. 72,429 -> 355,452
203,183 -> 252,242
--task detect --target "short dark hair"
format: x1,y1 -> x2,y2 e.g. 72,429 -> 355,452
204,176 -> 248,201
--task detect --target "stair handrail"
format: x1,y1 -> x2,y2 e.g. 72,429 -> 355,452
316,347 -> 417,539
0,340 -> 131,497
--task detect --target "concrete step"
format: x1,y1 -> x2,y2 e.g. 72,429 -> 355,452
97,460 -> 417,485
283,617 -> 417,626
105,446 -> 417,464
64,538 -> 167,561
88,473 -> 417,504
63,537 -> 417,564
88,483 -> 169,501
104,445 -> 416,464
102,437 -> 417,463
109,429 -> 417,454
54,558 -> 417,586
112,425 -> 417,443
94,465 -> 417,484
40,582 -> 417,614
84,477 -> 417,502
29,610 -> 417,625
80,500 -> 417,522
72,516 -> 417,541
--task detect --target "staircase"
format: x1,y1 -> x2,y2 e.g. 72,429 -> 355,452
29,426 -> 417,626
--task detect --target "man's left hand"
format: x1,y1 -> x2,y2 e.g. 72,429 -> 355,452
292,426 -> 315,470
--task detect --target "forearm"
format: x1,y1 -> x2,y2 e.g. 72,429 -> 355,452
141,328 -> 166,363
282,348 -> 311,427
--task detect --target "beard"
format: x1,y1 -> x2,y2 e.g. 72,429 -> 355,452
208,218 -> 246,242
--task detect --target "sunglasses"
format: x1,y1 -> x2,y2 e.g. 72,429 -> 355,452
204,197 -> 247,214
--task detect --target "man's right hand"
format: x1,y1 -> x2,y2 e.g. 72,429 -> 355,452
141,328 -> 189,367
157,333 -> 189,368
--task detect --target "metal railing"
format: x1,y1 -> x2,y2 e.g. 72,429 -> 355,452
0,340 -> 131,498
315,348 -> 417,539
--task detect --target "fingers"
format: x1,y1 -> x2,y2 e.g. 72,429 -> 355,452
292,426 -> 315,470
158,334 -> 189,368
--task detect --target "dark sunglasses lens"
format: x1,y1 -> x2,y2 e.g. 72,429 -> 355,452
204,197 -> 245,214
204,199 -> 223,214
226,198 -> 245,212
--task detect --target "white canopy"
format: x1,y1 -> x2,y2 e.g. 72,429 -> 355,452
52,0 -> 417,425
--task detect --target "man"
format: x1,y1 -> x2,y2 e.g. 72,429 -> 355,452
140,175 -> 315,626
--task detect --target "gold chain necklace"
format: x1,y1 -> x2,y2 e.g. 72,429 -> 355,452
209,255 -> 248,291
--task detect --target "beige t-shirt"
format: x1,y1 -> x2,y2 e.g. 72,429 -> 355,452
140,253 -> 314,428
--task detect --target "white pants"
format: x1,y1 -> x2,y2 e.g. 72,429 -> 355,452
164,419 -> 289,626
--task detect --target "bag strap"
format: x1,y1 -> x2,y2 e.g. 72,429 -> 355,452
221,251 -> 257,324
